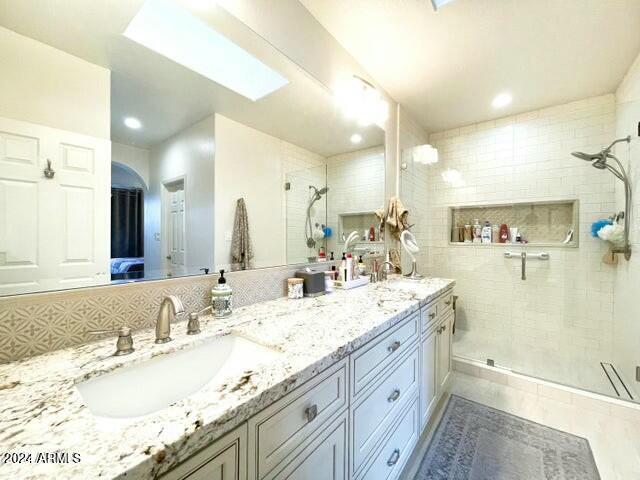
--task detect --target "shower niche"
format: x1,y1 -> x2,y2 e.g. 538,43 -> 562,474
449,199 -> 579,247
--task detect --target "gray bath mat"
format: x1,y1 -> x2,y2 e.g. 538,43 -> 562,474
415,395 -> 600,480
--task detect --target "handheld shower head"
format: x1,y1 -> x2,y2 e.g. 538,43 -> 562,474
571,151 -> 600,161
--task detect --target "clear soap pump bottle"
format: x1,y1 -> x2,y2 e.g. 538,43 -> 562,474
212,269 -> 233,318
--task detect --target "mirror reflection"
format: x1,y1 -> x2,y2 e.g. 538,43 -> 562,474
0,0 -> 385,295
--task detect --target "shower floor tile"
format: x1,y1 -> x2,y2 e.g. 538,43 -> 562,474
452,329 -> 634,401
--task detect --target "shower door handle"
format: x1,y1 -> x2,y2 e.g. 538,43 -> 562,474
521,252 -> 526,281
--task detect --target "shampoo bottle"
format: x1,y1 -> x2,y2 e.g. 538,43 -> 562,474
481,220 -> 492,244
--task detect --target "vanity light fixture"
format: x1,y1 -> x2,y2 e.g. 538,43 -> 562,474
350,133 -> 363,144
492,92 -> 513,109
123,0 -> 289,101
334,75 -> 389,128
124,117 -> 142,129
412,144 -> 438,165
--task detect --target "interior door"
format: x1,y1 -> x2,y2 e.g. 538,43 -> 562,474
0,116 -> 110,295
163,180 -> 186,275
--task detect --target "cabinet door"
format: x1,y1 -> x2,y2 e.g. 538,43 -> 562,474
436,314 -> 453,392
419,325 -> 438,431
266,411 -> 348,480
162,424 -> 246,480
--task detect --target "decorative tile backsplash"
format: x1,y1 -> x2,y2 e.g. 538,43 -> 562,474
0,263 -> 331,364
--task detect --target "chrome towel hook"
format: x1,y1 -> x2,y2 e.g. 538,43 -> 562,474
43,159 -> 55,179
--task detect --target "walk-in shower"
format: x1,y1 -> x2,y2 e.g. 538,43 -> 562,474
572,135 -> 632,259
305,185 -> 329,248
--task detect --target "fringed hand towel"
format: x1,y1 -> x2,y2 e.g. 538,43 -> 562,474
231,198 -> 254,271
376,196 -> 410,240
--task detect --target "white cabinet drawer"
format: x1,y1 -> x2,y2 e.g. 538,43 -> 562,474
350,346 -> 419,474
437,291 -> 454,317
264,410 -> 348,480
358,396 -> 420,480
420,303 -> 438,333
248,359 -> 348,480
350,312 -> 419,397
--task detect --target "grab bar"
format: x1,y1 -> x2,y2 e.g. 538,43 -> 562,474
504,251 -> 549,280
504,251 -> 549,260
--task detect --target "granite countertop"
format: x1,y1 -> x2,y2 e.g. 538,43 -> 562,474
0,276 -> 454,480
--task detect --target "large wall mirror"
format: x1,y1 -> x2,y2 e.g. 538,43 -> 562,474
0,0 -> 386,296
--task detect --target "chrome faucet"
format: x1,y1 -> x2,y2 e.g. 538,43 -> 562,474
155,295 -> 185,344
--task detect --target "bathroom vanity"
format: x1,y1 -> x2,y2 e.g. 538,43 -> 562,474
0,277 -> 453,480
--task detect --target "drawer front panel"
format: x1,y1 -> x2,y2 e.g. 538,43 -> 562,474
351,312 -> 419,397
266,411 -> 348,480
438,291 -> 454,318
359,397 -> 420,480
351,346 -> 419,473
249,359 -> 348,479
420,303 -> 438,333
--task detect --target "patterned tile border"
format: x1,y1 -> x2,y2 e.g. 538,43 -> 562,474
0,263 -> 331,364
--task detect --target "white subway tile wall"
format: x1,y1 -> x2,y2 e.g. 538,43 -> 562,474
326,146 -> 385,256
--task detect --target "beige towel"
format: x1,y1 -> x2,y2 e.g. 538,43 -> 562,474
231,198 -> 254,271
376,196 -> 410,240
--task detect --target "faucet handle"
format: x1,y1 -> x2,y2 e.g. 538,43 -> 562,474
88,327 -> 134,356
187,313 -> 201,335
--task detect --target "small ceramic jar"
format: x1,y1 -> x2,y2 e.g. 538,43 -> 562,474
287,278 -> 304,299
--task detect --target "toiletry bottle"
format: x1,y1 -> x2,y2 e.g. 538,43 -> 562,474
481,220 -> 492,244
212,270 -> 233,317
473,219 -> 482,243
499,224 -> 509,243
330,251 -> 335,261
369,226 -> 375,241
340,253 -> 347,281
358,255 -> 366,276
346,253 -> 353,281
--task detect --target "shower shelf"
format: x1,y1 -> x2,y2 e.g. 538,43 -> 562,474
448,199 -> 579,247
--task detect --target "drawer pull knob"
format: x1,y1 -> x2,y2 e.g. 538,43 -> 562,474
387,389 -> 401,402
387,448 -> 400,467
442,324 -> 447,332
445,299 -> 452,305
305,404 -> 318,423
387,341 -> 401,353
437,326 -> 443,334
428,312 -> 436,320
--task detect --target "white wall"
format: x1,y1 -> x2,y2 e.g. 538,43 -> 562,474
146,116 -> 215,277
613,52 -> 640,395
111,142 -> 150,189
424,95 -> 617,362
325,146 -> 386,255
0,26 -> 110,140
214,114 -> 326,270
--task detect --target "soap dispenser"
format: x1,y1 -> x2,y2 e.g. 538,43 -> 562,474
211,269 -> 233,318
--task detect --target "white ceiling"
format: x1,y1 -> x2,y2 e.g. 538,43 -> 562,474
0,0 -> 384,156
301,0 -> 640,133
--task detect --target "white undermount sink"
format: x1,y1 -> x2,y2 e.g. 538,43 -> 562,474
76,334 -> 279,419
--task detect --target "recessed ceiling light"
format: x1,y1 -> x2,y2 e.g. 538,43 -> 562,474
123,0 -> 289,101
350,133 -> 363,144
124,117 -> 142,129
492,93 -> 512,109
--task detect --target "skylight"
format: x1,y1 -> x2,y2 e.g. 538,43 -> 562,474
123,0 -> 289,101
431,0 -> 456,11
